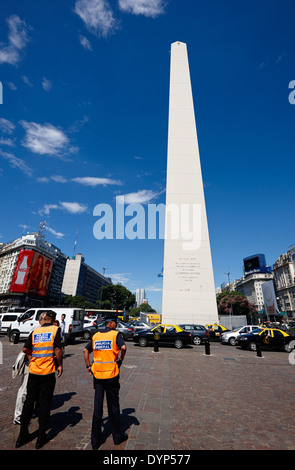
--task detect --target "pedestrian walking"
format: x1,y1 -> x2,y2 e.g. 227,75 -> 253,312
60,313 -> 66,355
15,310 -> 63,449
12,351 -> 29,425
83,315 -> 128,449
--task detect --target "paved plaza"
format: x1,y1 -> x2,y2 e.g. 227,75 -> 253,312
1,335 -> 295,452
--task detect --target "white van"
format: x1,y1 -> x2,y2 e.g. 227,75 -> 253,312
0,313 -> 19,334
7,307 -> 85,344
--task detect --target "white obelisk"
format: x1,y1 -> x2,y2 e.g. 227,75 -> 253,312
162,41 -> 218,325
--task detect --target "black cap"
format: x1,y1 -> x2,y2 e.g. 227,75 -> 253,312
104,314 -> 118,323
44,310 -> 56,319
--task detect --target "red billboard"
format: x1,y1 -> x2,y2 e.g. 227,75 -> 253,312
10,249 -> 35,293
10,249 -> 53,297
25,252 -> 53,297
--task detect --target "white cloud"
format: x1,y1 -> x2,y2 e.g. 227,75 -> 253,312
0,138 -> 15,147
20,121 -> 75,158
36,176 -> 50,183
60,201 -> 88,214
22,75 -> 34,87
119,189 -> 162,204
7,81 -> 17,90
74,0 -> 119,37
72,176 -> 123,186
40,203 -> 60,215
46,226 -> 65,239
79,35 -> 92,50
51,175 -> 68,183
0,15 -> 31,66
118,0 -> 166,17
39,201 -> 88,215
42,77 -> 52,91
0,118 -> 15,134
36,174 -> 123,186
0,150 -> 33,177
146,283 -> 162,292
108,273 -> 132,284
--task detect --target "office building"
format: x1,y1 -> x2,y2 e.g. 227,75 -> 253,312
0,232 -> 62,309
273,244 -> 295,318
61,254 -> 112,304
236,272 -> 275,314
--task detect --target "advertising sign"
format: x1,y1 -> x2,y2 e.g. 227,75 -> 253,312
9,249 -> 35,293
25,252 -> 53,296
262,280 -> 279,317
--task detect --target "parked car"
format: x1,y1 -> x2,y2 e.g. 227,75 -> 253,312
81,318 -> 98,340
178,324 -> 209,345
220,325 -> 261,346
133,324 -> 191,349
236,327 -> 295,352
0,313 -> 19,334
91,320 -> 135,341
205,323 -> 229,341
127,320 -> 152,332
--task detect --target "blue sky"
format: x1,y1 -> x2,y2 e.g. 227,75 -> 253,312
1,0 -> 295,312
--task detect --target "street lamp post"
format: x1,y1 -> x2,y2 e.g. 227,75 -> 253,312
225,272 -> 233,330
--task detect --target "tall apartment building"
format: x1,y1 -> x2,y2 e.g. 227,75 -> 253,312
61,254 -> 112,304
273,244 -> 295,318
0,232 -> 66,310
135,288 -> 146,307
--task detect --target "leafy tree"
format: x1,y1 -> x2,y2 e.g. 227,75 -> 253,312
218,292 -> 258,322
216,290 -> 245,305
98,284 -> 135,310
129,303 -> 156,318
97,299 -> 112,310
62,295 -> 96,309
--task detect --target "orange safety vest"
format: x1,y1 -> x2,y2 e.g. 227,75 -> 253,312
91,330 -> 119,379
29,325 -> 58,375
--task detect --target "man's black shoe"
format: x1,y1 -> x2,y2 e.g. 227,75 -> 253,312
15,431 -> 30,448
92,442 -> 100,450
114,433 -> 128,445
35,434 -> 49,449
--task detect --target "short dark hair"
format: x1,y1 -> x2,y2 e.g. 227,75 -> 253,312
44,310 -> 56,319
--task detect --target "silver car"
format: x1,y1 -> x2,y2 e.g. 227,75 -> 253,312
221,325 -> 260,346
92,320 -> 135,341
127,321 -> 152,332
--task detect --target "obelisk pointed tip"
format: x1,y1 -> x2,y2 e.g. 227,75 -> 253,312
171,41 -> 187,47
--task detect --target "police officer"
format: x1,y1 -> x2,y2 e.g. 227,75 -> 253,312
15,310 -> 63,449
83,315 -> 128,449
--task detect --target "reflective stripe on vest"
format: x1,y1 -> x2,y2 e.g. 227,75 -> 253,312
29,325 -> 58,375
91,330 -> 119,379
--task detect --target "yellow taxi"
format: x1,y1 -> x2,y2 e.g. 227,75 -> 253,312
236,327 -> 295,352
205,323 -> 229,341
133,323 -> 191,349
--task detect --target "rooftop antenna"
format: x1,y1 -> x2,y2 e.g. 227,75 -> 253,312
73,223 -> 80,256
39,220 -> 46,237
21,222 -> 28,236
102,267 -> 108,276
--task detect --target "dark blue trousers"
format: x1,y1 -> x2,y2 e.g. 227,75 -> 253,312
21,372 -> 55,434
91,374 -> 123,446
